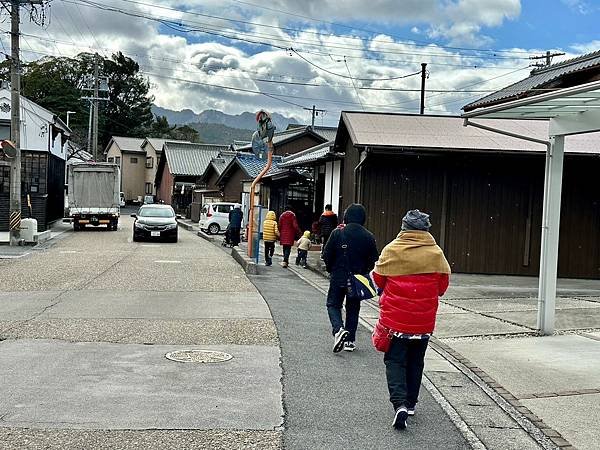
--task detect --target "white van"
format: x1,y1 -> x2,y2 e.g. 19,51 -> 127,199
199,202 -> 237,234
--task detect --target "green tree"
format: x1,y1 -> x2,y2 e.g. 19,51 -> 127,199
149,115 -> 176,138
172,124 -> 201,143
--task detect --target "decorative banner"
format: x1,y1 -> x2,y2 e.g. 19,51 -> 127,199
9,210 -> 21,230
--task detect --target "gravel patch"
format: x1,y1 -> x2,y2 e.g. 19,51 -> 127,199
0,319 -> 278,346
0,429 -> 282,450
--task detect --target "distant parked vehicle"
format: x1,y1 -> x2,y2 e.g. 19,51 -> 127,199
68,162 -> 120,231
131,204 -> 178,243
119,192 -> 125,207
199,202 -> 236,234
143,195 -> 155,205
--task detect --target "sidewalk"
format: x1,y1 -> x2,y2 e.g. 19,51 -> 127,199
226,239 -> 598,449
0,221 -> 72,258
294,249 -> 600,450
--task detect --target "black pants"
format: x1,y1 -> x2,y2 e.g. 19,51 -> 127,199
295,249 -> 308,266
326,282 -> 361,342
321,232 -> 331,250
384,337 -> 429,410
230,227 -> 241,246
282,245 -> 292,263
264,241 -> 275,265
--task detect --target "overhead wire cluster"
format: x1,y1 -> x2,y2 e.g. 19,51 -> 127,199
3,0 -> 538,117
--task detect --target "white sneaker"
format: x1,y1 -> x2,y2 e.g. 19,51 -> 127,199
333,328 -> 349,353
343,341 -> 356,352
408,407 -> 415,416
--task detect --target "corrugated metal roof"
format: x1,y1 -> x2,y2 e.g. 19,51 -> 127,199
111,136 -> 144,152
143,138 -> 191,152
464,50 -> 600,111
164,142 -> 229,176
279,141 -> 335,168
340,112 -> 600,155
312,126 -> 338,141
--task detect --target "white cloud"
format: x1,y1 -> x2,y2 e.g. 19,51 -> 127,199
561,0 -> 597,14
4,0 -> 542,126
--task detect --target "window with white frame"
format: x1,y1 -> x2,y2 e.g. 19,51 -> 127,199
145,182 -> 153,194
146,157 -> 153,168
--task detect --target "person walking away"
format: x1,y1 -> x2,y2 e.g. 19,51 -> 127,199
262,211 -> 279,266
295,231 -> 311,268
318,204 -> 338,252
372,210 -> 450,430
228,204 -> 243,246
278,206 -> 300,268
322,203 -> 379,353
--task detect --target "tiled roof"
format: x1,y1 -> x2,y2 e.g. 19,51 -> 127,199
111,136 -> 144,153
164,142 -> 229,176
210,151 -> 236,175
338,112 -> 600,155
463,50 -> 600,111
236,126 -> 326,151
279,141 -> 336,168
312,126 -> 338,141
236,153 -> 283,178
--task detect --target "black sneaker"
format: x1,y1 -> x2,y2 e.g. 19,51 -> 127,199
343,341 -> 356,352
392,407 -> 408,430
333,328 -> 349,353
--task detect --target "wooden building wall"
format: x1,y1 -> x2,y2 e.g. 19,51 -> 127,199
276,135 -> 323,157
343,148 -> 600,279
221,167 -> 246,203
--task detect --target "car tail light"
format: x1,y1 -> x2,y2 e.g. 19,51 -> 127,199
207,209 -> 212,218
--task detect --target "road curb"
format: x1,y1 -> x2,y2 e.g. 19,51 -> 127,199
197,229 -> 217,243
231,246 -> 259,275
176,219 -> 194,231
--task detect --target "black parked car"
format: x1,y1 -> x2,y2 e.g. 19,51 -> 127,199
132,205 -> 178,243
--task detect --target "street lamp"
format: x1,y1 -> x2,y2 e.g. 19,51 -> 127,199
66,111 -> 76,129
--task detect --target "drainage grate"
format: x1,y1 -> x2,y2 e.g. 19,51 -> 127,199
165,349 -> 233,363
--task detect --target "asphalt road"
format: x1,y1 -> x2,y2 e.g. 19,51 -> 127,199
0,216 -> 282,450
249,266 -> 470,450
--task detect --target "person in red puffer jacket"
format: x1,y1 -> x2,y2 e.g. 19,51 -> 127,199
372,209 -> 450,431
278,206 -> 300,268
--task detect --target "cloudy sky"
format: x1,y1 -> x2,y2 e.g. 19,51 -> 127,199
3,0 -> 600,125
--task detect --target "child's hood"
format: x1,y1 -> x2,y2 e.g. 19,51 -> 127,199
265,211 -> 276,221
302,231 -> 311,238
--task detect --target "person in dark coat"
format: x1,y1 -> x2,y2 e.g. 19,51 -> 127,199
278,206 -> 300,268
228,205 -> 243,246
318,204 -> 338,248
322,203 -> 379,353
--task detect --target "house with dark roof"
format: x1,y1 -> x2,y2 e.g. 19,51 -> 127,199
463,50 -> 600,112
278,140 -> 344,218
155,142 -> 228,212
335,110 -> 600,278
235,125 -> 328,156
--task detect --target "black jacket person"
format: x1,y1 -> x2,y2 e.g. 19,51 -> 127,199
322,203 -> 379,352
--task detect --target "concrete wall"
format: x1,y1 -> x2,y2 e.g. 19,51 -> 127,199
324,160 -> 341,214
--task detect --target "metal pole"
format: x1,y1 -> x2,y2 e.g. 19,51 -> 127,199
247,141 -> 273,258
311,105 -> 315,127
537,135 -> 564,335
92,54 -> 99,161
420,63 -> 427,115
87,100 -> 93,156
8,0 -> 21,245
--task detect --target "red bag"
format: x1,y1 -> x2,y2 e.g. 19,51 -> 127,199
372,321 -> 394,353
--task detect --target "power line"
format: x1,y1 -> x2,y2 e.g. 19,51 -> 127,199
113,0 -> 533,58
63,0 -> 532,62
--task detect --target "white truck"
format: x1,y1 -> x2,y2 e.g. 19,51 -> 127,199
68,162 -> 121,231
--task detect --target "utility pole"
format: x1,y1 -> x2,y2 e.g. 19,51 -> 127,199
6,0 -> 44,246
92,54 -> 99,161
8,0 -> 22,245
530,50 -> 565,68
82,54 -> 108,161
420,63 -> 427,115
303,105 -> 325,127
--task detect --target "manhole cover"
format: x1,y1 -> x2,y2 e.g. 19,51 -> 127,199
165,349 -> 233,363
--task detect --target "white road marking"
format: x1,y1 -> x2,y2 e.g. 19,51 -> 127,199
154,260 -> 182,264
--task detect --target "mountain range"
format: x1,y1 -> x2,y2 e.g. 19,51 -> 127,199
152,105 -> 299,131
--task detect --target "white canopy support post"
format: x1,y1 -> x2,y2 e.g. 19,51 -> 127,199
537,135 -> 565,335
